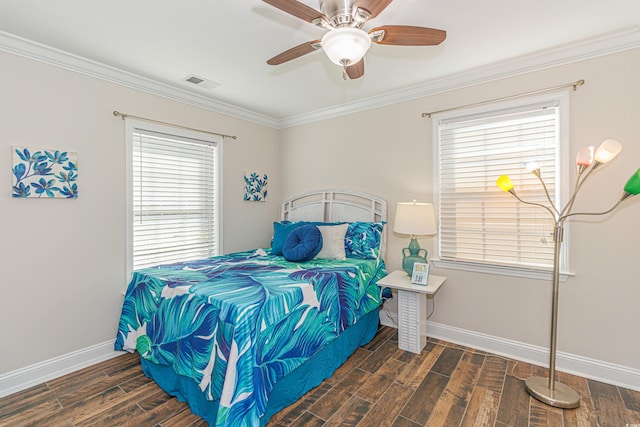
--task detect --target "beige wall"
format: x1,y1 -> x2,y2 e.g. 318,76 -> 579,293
0,51 -> 280,373
1,44 -> 638,381
280,48 -> 640,369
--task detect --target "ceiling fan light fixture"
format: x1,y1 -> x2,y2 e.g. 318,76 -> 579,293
321,27 -> 371,66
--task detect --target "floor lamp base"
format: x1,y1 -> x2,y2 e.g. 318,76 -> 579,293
525,376 -> 580,409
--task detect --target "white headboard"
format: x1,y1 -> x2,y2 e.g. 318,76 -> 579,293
281,190 -> 386,223
281,190 -> 388,260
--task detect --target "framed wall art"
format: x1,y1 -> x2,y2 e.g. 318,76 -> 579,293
243,172 -> 268,202
12,146 -> 78,199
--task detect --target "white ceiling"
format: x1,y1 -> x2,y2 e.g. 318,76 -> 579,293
1,0 -> 639,124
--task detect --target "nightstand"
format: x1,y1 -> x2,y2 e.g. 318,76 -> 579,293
377,269 -> 447,354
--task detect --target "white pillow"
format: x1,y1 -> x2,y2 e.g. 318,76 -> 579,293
314,224 -> 348,260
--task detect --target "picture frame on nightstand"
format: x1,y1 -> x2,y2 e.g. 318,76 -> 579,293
411,262 -> 429,285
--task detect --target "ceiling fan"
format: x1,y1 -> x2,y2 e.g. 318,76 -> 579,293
263,0 -> 446,79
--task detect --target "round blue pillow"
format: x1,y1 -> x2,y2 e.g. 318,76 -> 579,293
282,225 -> 323,262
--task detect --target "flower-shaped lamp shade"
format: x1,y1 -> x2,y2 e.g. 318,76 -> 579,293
576,146 -> 595,167
525,161 -> 540,173
496,175 -> 514,192
594,139 -> 622,164
624,168 -> 640,195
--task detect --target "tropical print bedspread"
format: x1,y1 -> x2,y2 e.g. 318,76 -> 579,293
114,249 -> 386,426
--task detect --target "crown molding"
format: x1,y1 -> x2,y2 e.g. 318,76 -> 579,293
1,28 -> 639,130
280,27 -> 640,128
0,30 -> 280,128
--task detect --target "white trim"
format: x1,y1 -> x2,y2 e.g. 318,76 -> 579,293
3,317 -> 637,399
0,30 -> 279,129
431,91 -> 572,279
125,118 -> 223,276
431,259 -> 575,282
0,341 -> 123,399
280,28 -> 640,127
379,313 -> 640,392
1,28 -> 639,129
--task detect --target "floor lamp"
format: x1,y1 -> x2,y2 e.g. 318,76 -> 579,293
496,139 -> 640,409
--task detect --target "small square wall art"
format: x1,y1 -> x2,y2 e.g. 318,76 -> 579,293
244,172 -> 268,202
12,146 -> 78,198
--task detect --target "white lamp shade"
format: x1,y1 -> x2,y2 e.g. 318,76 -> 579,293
525,161 -> 540,173
594,139 -> 622,164
393,202 -> 437,236
321,27 -> 372,66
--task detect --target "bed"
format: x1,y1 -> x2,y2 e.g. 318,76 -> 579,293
114,190 -> 388,426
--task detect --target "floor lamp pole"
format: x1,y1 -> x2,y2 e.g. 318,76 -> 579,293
496,140 -> 640,409
524,221 -> 581,409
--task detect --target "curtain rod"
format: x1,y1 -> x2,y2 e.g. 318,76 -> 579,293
112,111 -> 237,140
421,79 -> 585,118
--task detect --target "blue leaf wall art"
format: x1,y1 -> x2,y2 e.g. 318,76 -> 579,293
12,146 -> 78,199
243,171 -> 268,202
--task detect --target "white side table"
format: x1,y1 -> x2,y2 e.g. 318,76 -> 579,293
378,270 -> 447,354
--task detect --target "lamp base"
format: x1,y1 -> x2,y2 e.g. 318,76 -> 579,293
402,255 -> 427,276
402,237 -> 428,275
524,376 -> 580,409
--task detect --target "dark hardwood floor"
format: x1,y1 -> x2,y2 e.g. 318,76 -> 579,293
1,326 -> 638,426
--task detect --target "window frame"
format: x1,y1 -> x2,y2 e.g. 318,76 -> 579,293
125,118 -> 223,279
431,91 -> 573,281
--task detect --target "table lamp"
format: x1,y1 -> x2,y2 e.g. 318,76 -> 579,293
394,201 -> 437,275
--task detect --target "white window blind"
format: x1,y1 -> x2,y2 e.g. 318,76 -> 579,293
130,125 -> 220,271
435,99 -> 563,272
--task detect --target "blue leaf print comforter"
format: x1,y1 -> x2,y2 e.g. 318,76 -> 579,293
114,249 -> 386,426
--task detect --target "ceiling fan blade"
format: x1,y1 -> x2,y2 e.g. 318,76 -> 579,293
267,40 -> 321,65
353,0 -> 394,19
370,25 -> 446,46
345,60 -> 365,79
262,0 -> 324,23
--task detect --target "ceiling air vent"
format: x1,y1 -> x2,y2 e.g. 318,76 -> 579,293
183,74 -> 220,90
185,76 -> 204,85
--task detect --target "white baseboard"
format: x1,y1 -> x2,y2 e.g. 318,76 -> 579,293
0,341 -> 123,398
3,317 -> 639,400
379,312 -> 640,392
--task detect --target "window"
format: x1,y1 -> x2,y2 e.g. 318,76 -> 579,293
432,93 -> 569,279
126,119 -> 222,273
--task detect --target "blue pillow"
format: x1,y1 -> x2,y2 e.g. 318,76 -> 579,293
271,220 -> 335,255
282,225 -> 323,262
271,221 -> 305,255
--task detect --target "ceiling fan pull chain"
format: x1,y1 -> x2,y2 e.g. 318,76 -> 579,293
342,67 -> 348,80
